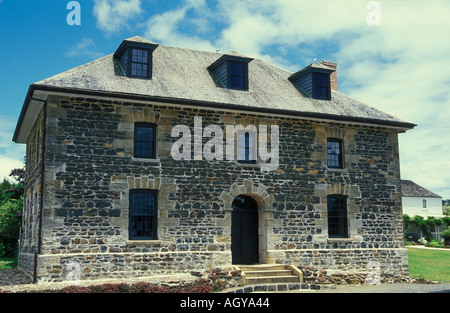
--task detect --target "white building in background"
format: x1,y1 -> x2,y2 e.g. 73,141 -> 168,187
401,180 -> 443,217
401,179 -> 445,241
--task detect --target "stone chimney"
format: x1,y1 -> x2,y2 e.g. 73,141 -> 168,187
321,60 -> 337,91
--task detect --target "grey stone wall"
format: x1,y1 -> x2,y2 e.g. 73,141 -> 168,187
18,108 -> 45,277
20,95 -> 408,283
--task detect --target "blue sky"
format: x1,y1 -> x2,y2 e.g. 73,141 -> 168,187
1,0 -> 449,199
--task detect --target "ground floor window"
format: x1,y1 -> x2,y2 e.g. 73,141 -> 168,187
327,195 -> 348,238
129,189 -> 157,240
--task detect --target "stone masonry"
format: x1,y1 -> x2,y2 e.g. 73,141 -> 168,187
17,94 -> 409,283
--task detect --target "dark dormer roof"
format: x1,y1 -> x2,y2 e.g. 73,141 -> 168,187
401,180 -> 441,198
207,52 -> 254,91
13,36 -> 416,143
289,62 -> 335,80
289,63 -> 335,100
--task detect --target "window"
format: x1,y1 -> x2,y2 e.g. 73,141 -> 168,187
113,39 -> 158,79
313,72 -> 331,100
131,48 -> 149,78
129,190 -> 157,240
228,61 -> 247,90
134,123 -> 156,158
327,195 -> 348,238
208,54 -> 252,91
422,199 -> 427,209
237,131 -> 257,164
327,138 -> 343,169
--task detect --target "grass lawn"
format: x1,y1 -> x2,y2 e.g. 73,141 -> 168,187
407,247 -> 450,283
0,257 -> 17,269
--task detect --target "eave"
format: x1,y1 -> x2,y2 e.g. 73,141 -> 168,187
13,84 -> 416,144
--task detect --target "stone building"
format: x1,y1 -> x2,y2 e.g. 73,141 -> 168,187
13,36 -> 416,283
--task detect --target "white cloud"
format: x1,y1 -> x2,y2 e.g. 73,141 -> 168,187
0,115 -> 25,182
0,155 -> 24,183
329,1 -> 450,199
143,0 -> 215,51
93,0 -> 143,33
64,38 -> 104,60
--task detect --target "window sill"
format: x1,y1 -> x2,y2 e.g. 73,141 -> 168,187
126,240 -> 162,246
327,238 -> 354,243
326,167 -> 347,172
235,161 -> 259,168
131,157 -> 160,163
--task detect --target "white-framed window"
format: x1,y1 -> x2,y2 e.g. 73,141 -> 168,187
237,130 -> 257,163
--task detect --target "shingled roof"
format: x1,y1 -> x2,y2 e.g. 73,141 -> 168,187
401,180 -> 441,198
13,37 -> 416,143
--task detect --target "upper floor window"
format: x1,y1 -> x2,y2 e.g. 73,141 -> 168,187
237,131 -> 257,164
327,138 -> 343,169
313,73 -> 331,100
208,54 -> 253,91
228,61 -> 248,90
134,123 -> 156,159
129,189 -> 157,240
114,38 -> 158,79
327,195 -> 348,238
131,48 -> 149,78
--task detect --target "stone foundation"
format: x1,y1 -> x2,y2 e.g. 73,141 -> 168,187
268,247 -> 409,276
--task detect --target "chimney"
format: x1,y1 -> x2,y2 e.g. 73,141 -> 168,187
321,60 -> 337,91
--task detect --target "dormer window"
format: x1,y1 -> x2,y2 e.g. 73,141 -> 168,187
289,62 -> 335,101
114,37 -> 158,79
208,54 -> 253,91
229,61 -> 247,90
313,72 -> 331,100
131,48 -> 149,78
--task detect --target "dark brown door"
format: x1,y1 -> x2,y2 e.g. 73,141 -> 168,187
231,195 -> 259,264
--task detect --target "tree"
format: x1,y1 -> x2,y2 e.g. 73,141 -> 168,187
441,229 -> 450,246
443,200 -> 450,216
0,167 -> 24,257
0,198 -> 23,256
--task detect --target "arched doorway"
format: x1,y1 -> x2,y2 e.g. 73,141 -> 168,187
231,195 -> 259,264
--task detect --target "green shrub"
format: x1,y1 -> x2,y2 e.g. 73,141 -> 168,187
425,240 -> 445,248
441,229 -> 450,246
0,197 -> 23,257
441,229 -> 450,239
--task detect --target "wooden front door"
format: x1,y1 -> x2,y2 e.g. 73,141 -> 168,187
231,195 -> 259,264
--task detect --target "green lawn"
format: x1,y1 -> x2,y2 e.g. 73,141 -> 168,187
407,247 -> 450,283
0,257 -> 17,269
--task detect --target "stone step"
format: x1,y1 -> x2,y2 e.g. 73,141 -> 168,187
245,275 -> 300,285
237,264 -> 303,286
244,270 -> 294,277
238,265 -> 287,272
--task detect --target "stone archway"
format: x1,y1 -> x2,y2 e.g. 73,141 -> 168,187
219,180 -> 275,264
